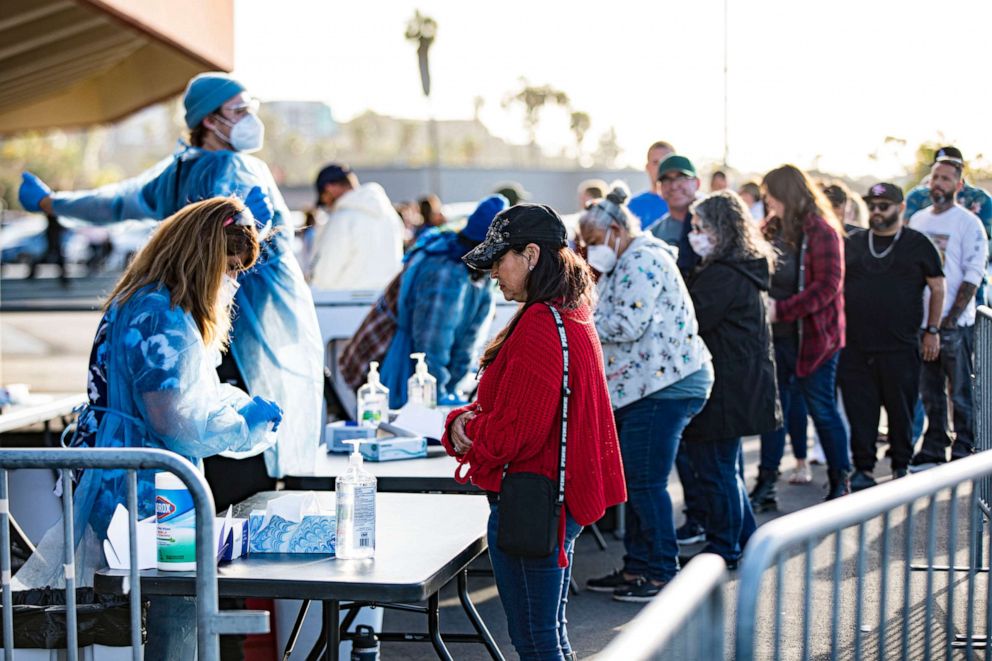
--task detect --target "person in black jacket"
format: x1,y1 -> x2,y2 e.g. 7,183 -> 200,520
682,190 -> 782,568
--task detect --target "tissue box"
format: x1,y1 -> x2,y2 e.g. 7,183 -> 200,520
326,421 -> 377,454
218,518 -> 249,561
360,436 -> 428,462
248,511 -> 336,554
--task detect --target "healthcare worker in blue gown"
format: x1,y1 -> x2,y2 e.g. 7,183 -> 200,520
19,72 -> 324,505
12,197 -> 283,655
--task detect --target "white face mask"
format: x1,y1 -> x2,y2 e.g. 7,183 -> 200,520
214,113 -> 265,153
219,273 -> 241,308
687,231 -> 715,258
586,228 -> 619,273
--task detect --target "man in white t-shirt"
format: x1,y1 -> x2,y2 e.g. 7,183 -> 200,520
909,156 -> 989,468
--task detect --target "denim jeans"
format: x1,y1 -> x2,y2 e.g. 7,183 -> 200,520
760,344 -> 850,473
918,326 -> 976,458
487,504 -> 583,661
684,436 -> 757,561
760,335 -> 810,468
615,396 -> 707,582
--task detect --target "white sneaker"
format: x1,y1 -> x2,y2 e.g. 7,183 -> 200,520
809,438 -> 827,465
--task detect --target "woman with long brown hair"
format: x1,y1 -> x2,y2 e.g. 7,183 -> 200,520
442,204 -> 625,661
751,164 -> 851,504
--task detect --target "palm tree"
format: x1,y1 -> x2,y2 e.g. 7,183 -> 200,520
503,78 -> 571,164
569,111 -> 591,162
405,11 -> 440,194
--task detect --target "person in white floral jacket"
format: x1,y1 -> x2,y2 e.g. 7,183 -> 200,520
579,184 -> 713,602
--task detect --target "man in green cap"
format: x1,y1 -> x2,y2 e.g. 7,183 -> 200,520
650,154 -> 701,275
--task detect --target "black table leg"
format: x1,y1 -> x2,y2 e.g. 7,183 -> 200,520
427,592 -> 454,660
282,599 -> 311,661
457,570 -> 505,661
325,600 -> 340,661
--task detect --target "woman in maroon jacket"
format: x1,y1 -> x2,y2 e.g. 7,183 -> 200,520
442,204 -> 626,661
753,164 -> 851,501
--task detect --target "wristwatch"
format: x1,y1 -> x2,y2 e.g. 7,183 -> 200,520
925,325 -> 940,335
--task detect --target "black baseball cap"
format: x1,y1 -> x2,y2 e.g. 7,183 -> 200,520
316,163 -> 353,191
863,182 -> 904,204
933,146 -> 964,165
462,203 -> 567,270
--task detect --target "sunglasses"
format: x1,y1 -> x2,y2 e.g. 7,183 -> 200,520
867,201 -> 895,212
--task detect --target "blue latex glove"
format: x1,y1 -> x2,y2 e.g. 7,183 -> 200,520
240,395 -> 283,431
244,186 -> 272,227
19,172 -> 52,212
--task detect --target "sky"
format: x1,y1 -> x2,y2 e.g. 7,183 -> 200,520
234,0 -> 992,179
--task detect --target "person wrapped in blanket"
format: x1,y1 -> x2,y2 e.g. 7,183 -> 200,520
13,197 -> 282,656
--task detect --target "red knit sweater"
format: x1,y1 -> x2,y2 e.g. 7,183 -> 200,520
442,302 -> 626,563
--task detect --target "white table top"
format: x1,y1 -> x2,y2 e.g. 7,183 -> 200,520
0,393 -> 86,434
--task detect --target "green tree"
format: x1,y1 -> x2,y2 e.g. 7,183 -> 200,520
569,111 -> 591,160
405,11 -> 437,97
503,79 -> 571,157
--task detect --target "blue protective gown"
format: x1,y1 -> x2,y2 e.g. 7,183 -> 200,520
50,143 -> 323,478
70,285 -> 276,543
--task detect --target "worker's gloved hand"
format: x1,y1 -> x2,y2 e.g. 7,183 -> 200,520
244,186 -> 272,227
19,172 -> 52,212
240,396 -> 283,431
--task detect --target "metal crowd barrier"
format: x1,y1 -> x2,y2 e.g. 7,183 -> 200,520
0,447 -> 269,661
598,554 -> 727,660
736,451 -> 992,660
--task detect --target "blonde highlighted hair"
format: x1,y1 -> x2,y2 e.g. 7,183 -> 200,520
104,196 -> 260,348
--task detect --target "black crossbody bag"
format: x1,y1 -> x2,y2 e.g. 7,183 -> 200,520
496,304 -> 570,558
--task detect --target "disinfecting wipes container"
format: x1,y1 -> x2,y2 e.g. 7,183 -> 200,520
156,472 -> 196,571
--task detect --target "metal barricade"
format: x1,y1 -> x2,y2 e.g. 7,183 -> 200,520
735,451 -> 992,661
0,447 -> 269,661
598,553 -> 727,661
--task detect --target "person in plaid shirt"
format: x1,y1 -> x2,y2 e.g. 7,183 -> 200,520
760,164 -> 851,500
377,195 -> 508,408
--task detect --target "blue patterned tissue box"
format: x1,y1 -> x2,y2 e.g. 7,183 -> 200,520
360,436 -> 428,462
247,511 -> 336,554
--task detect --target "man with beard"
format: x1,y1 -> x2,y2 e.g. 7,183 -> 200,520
909,159 -> 988,469
838,183 -> 944,490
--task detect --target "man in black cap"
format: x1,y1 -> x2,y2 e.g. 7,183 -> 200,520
838,183 -> 945,489
308,162 -> 404,290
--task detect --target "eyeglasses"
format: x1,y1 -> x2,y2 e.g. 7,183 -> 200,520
220,98 -> 260,117
659,173 -> 692,185
867,201 -> 894,212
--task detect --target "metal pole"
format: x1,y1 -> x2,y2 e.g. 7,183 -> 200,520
0,471 -> 13,661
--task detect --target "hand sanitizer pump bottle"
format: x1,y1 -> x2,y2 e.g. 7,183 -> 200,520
407,353 -> 437,408
335,439 -> 376,559
357,361 -> 390,428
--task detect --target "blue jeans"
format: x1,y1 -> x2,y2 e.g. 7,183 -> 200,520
684,436 -> 757,561
918,326 -> 976,457
760,336 -> 810,467
487,504 -> 582,661
760,346 -> 850,473
616,396 -> 707,582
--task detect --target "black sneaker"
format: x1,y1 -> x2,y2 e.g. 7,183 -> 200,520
676,521 -> 706,545
586,569 -> 636,593
892,468 -> 908,479
849,470 -> 877,492
908,451 -> 945,473
612,577 -> 666,603
952,443 -> 976,460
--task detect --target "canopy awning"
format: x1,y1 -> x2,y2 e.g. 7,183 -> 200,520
0,0 -> 233,134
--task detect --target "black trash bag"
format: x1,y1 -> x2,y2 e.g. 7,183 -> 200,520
0,587 -> 147,649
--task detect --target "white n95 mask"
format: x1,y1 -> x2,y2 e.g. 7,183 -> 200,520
214,113 -> 265,153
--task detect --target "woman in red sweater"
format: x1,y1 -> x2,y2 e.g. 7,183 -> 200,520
442,203 -> 626,661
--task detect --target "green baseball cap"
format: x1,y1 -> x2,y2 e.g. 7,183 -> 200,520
656,154 -> 697,180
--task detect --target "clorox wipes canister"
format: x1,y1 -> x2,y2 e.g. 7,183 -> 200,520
156,472 -> 197,571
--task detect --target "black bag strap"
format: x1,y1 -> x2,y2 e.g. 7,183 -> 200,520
501,303 -> 570,506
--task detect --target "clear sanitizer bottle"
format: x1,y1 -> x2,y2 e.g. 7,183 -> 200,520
407,353 -> 437,408
357,361 -> 390,428
335,438 -> 376,559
